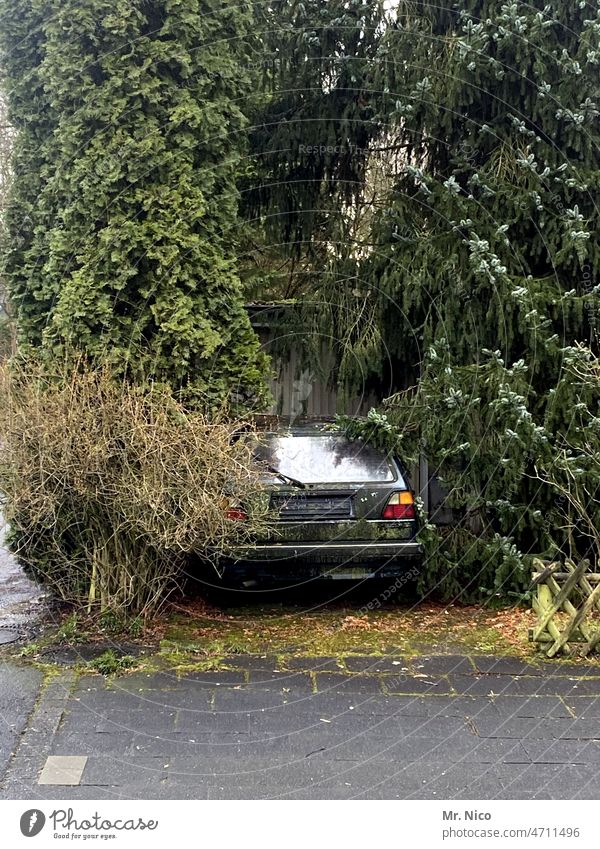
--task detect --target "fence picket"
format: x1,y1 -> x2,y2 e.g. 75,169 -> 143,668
530,559 -> 600,657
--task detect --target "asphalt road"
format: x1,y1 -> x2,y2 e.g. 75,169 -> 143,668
0,520 -> 47,639
2,654 -> 600,800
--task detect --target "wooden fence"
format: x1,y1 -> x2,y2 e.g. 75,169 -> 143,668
530,558 -> 600,657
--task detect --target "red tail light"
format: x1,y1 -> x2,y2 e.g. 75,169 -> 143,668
382,491 -> 415,520
225,507 -> 247,521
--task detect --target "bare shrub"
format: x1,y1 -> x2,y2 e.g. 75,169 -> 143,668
0,360 -> 270,615
533,345 -> 600,568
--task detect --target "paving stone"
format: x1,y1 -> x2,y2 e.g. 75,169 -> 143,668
315,673 -> 384,694
521,738 -> 600,764
141,690 -> 216,712
128,732 -> 243,756
207,784 -> 310,800
33,675 -> 74,704
295,690 -> 381,708
166,753 -> 349,781
213,688 -> 288,712
472,656 -> 542,676
201,731 -> 343,761
349,695 -> 493,718
1,669 -> 75,793
167,726 -> 445,763
343,656 -> 408,674
70,691 -> 159,711
344,694 -> 462,717
243,708 -> 472,745
493,763 -> 600,800
449,738 -> 532,765
41,644 -> 154,666
230,691 -> 367,720
246,713 -> 343,739
219,654 -> 278,671
555,678 -> 600,696
183,671 -> 247,686
75,674 -> 110,689
52,732 -> 135,757
384,675 -> 453,695
106,672 -> 183,692
133,706 -> 181,725
567,697 -> 600,718
410,655 -> 476,675
449,674 -> 590,697
8,784 -> 164,800
282,656 -> 344,672
292,712 -> 471,740
38,755 -> 88,786
80,755 -> 169,787
206,762 -> 356,799
206,758 -> 469,799
246,670 -> 313,692
317,734 -> 529,764
486,695 -> 574,718
64,704 -> 141,728
0,664 -> 43,780
536,663 -> 600,678
175,710 -> 250,733
95,712 -> 167,734
356,762 -> 506,800
473,715 -> 600,740
156,779 -> 210,799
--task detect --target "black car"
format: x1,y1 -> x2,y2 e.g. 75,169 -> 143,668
220,419 -> 423,585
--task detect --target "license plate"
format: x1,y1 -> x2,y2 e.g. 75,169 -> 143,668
328,568 -> 376,580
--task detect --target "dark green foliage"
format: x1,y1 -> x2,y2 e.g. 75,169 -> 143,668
0,0 -> 269,408
238,1 -> 388,389
367,0 -> 599,376
336,3 -> 600,598
0,0 -> 55,346
341,339 -> 600,601
336,408 -> 404,456
246,0 -> 386,255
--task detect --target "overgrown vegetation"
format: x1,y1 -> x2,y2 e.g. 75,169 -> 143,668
361,2 -> 600,599
247,2 -> 600,600
0,360 -> 271,615
339,343 -> 600,600
87,650 -> 136,676
1,2 -> 599,611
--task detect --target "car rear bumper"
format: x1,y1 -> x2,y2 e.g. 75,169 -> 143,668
230,540 -> 424,566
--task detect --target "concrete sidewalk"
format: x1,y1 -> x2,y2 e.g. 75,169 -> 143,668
2,653 -> 600,799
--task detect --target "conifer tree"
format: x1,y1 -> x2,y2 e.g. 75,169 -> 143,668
246,0 -> 386,256
0,0 -> 269,408
359,1 -> 600,595
239,0 -> 387,386
0,0 -> 56,344
367,0 -> 599,377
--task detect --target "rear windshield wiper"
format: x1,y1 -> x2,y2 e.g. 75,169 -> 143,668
266,465 -> 306,489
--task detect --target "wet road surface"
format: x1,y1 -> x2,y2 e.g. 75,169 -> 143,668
0,520 -> 47,642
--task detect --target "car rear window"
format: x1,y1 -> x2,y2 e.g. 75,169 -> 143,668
253,434 -> 399,484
